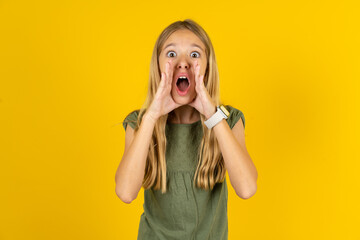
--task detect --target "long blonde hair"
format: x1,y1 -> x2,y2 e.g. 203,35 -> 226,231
127,19 -> 226,193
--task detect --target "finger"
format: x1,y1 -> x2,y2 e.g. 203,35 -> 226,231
196,61 -> 200,81
165,62 -> 170,84
161,72 -> 166,85
194,60 -> 198,82
200,75 -> 204,86
195,61 -> 200,89
168,60 -> 173,86
158,72 -> 166,91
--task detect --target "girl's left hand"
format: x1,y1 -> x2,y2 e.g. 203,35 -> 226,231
188,60 -> 217,119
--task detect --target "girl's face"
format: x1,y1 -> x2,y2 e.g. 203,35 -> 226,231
159,29 -> 207,105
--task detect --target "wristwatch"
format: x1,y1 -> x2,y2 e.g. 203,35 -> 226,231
204,105 -> 230,129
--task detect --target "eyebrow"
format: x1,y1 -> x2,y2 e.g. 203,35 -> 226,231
163,43 -> 204,52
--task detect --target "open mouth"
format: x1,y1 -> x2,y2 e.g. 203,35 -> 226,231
176,76 -> 190,92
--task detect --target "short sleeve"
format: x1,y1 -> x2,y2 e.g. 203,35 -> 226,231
225,105 -> 245,129
122,109 -> 140,131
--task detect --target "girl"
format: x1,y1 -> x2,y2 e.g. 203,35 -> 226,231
115,19 -> 257,240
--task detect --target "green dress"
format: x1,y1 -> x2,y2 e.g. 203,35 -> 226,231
122,105 -> 245,240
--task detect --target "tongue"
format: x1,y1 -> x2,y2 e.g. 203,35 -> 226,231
178,80 -> 189,92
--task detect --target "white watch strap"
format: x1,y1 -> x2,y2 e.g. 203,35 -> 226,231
204,106 -> 228,129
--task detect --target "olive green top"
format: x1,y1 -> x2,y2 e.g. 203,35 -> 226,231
122,105 -> 245,240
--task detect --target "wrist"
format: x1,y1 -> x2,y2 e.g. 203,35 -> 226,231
144,112 -> 158,125
205,105 -> 217,120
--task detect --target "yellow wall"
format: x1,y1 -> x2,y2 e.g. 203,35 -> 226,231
1,0 -> 359,239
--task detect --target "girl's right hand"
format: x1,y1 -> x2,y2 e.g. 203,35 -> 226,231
146,60 -> 182,121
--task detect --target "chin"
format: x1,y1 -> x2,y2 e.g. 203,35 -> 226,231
171,90 -> 195,105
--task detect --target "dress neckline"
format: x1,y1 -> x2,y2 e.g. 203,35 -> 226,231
167,119 -> 201,126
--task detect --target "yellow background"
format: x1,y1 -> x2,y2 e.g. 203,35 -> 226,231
1,0 -> 359,239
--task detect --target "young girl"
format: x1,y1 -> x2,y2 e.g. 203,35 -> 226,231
115,19 -> 257,240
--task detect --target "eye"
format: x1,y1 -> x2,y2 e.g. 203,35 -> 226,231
167,51 -> 176,57
191,51 -> 200,58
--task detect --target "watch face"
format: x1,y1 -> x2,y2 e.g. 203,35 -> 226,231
219,105 -> 230,117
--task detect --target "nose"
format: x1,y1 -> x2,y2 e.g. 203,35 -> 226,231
175,55 -> 191,69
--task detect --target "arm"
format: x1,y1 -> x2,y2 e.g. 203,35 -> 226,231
187,60 -> 257,199
115,113 -> 156,204
210,113 -> 258,199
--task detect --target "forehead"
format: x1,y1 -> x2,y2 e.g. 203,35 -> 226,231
162,29 -> 205,50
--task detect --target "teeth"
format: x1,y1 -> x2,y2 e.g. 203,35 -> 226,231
178,76 -> 187,79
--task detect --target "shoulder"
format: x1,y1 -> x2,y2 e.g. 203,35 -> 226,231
224,105 -> 245,130
122,109 -> 141,131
